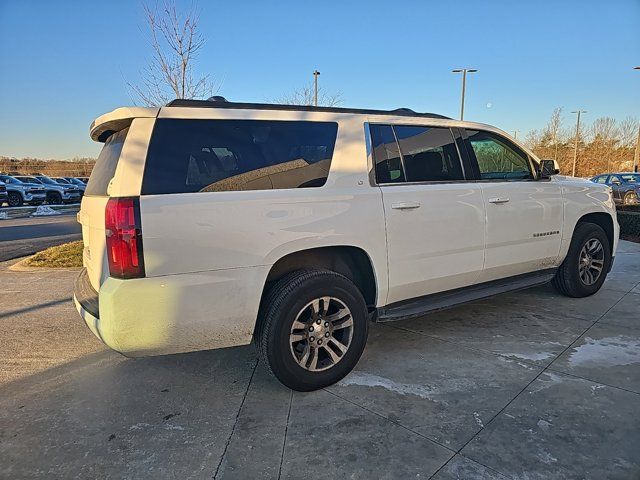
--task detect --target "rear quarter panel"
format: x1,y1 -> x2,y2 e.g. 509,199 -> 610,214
138,112 -> 389,306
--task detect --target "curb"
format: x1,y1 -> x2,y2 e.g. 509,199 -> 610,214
0,203 -> 80,220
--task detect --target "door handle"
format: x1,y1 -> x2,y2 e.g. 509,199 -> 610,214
488,197 -> 510,204
391,201 -> 421,210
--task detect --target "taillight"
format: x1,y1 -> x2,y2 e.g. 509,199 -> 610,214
105,197 -> 145,279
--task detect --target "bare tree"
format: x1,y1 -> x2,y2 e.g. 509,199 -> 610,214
130,1 -> 216,106
590,117 -> 619,171
544,107 -> 564,161
276,83 -> 342,107
618,116 -> 639,149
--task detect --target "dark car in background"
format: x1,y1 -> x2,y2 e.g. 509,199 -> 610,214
591,173 -> 640,207
0,180 -> 7,206
57,177 -> 87,195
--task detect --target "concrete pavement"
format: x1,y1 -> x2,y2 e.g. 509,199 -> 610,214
1,242 -> 639,479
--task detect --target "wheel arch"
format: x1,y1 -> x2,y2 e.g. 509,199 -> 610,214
576,212 -> 615,254
262,245 -> 378,309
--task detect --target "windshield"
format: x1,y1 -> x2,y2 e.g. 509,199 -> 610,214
18,176 -> 40,183
36,175 -> 58,185
70,178 -> 86,185
55,178 -> 71,184
620,174 -> 640,183
0,175 -> 22,184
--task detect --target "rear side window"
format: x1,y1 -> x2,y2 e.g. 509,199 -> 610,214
85,127 -> 129,196
141,119 -> 338,194
466,130 -> 533,180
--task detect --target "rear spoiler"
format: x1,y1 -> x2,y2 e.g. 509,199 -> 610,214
90,107 -> 159,142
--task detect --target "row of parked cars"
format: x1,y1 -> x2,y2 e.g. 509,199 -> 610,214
590,172 -> 640,207
0,174 -> 88,207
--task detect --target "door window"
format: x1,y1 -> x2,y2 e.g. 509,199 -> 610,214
466,130 -> 533,180
371,125 -> 463,183
370,124 -> 404,183
394,126 -> 464,182
594,176 -> 608,184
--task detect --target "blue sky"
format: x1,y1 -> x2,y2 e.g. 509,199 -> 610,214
0,0 -> 638,159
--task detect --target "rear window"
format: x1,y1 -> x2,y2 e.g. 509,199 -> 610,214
85,127 -> 129,196
141,119 -> 338,195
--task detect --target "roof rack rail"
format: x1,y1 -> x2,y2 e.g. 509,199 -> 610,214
165,99 -> 450,120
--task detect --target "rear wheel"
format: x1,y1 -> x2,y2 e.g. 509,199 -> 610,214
257,269 -> 369,391
7,192 -> 23,207
552,222 -> 611,297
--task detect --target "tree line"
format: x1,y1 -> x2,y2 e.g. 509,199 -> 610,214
0,156 -> 95,177
524,108 -> 638,177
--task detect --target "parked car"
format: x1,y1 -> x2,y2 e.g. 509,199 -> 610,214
76,177 -> 90,184
591,173 -> 640,207
74,98 -> 618,391
0,174 -> 47,207
30,174 -> 81,204
62,177 -> 87,194
0,179 -> 7,206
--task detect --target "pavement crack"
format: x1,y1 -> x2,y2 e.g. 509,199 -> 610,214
277,389 -> 294,479
212,358 -> 258,480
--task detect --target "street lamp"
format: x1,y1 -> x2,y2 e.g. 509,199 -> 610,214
313,70 -> 321,107
452,68 -> 478,120
570,110 -> 587,177
634,67 -> 640,172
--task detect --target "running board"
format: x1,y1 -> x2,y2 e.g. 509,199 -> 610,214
375,269 -> 557,323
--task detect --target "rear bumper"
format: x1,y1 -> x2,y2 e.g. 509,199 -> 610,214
73,265 -> 269,357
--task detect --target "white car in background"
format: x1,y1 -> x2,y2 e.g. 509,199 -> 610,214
74,98 -> 618,391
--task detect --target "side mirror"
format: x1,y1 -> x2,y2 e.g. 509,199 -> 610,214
539,159 -> 560,178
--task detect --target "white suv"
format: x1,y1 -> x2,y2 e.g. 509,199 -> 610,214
74,98 -> 618,391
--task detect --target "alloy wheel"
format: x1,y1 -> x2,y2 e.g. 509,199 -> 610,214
578,238 -> 605,286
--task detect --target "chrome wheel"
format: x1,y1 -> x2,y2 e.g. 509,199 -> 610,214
289,296 -> 354,372
578,238 -> 605,286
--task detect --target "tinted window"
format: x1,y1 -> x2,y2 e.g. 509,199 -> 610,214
467,130 -> 533,180
594,176 -> 608,184
370,124 -> 404,184
394,126 -> 463,182
620,174 -> 639,183
142,119 -> 338,194
610,175 -> 622,184
85,127 -> 129,196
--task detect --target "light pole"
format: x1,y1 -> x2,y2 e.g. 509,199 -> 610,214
452,68 -> 478,120
313,70 -> 321,107
634,67 -> 640,172
513,130 -> 520,139
570,110 -> 587,177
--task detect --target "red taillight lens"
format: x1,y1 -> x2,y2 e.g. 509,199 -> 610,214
105,197 -> 145,279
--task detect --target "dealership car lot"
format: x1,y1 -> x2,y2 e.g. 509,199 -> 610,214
1,241 -> 639,479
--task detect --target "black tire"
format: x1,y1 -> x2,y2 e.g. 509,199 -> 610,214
47,192 -> 62,205
552,222 -> 611,298
7,191 -> 23,207
257,269 -> 369,391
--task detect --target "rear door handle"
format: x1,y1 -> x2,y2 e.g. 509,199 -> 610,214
391,201 -> 421,210
488,197 -> 510,204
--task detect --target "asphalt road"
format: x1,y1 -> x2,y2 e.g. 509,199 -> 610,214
0,213 -> 81,261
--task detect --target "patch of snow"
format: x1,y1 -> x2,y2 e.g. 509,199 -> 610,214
31,205 -> 61,216
568,336 -> 640,368
537,419 -> 552,431
537,450 -> 558,464
0,211 -> 7,220
473,412 -> 484,428
338,371 -> 439,400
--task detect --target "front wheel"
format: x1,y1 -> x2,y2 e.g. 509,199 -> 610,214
257,269 -> 369,391
7,192 -> 23,207
552,222 -> 611,297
